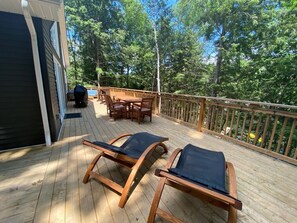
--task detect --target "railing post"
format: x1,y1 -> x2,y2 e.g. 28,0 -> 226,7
197,98 -> 206,132
154,94 -> 159,114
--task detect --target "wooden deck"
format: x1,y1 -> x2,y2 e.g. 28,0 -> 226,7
1,99 -> 297,223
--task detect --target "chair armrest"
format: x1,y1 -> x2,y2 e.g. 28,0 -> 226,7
165,148 -> 183,169
132,102 -> 141,107
132,104 -> 141,110
113,101 -> 126,106
83,139 -> 118,158
108,133 -> 133,145
157,170 -> 242,210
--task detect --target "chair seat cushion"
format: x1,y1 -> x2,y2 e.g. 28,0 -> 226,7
169,144 -> 227,194
92,132 -> 166,159
141,108 -> 151,112
114,104 -> 125,109
120,132 -> 167,159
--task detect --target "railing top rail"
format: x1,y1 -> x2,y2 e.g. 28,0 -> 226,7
103,87 -> 158,94
161,92 -> 297,110
204,96 -> 297,110
102,87 -> 297,110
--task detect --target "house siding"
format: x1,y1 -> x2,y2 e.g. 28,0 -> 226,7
35,19 -> 62,142
0,12 -> 44,150
0,11 -> 65,150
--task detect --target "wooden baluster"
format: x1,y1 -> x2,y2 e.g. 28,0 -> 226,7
268,115 -> 279,151
187,101 -> 191,123
177,100 -> 180,120
197,98 -> 206,131
187,101 -> 191,124
294,147 -> 297,159
276,117 -> 288,154
193,102 -> 197,124
189,101 -> 192,124
254,113 -> 263,145
260,114 -> 271,148
179,100 -> 183,121
229,109 -> 235,137
219,108 -> 225,132
206,104 -> 212,130
171,97 -> 174,117
169,96 -> 172,117
247,112 -> 255,143
214,107 -> 220,133
284,119 -> 296,156
224,108 -> 230,135
234,111 -> 241,139
176,98 -> 179,120
240,112 -> 248,141
210,105 -> 216,131
184,100 -> 187,122
181,100 -> 185,121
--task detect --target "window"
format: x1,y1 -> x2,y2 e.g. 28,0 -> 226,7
50,22 -> 60,57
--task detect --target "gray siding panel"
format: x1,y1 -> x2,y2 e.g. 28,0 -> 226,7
36,19 -> 62,141
0,12 -> 44,150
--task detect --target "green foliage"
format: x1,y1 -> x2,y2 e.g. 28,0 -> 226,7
65,0 -> 297,105
176,0 -> 297,104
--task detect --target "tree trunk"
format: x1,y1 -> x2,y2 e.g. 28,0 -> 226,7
95,38 -> 100,99
153,23 -> 161,113
126,65 -> 130,88
68,32 -> 78,84
212,26 -> 226,97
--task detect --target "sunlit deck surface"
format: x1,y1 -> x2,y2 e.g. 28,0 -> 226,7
1,99 -> 297,223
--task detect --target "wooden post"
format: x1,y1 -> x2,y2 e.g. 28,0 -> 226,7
197,98 -> 206,132
154,94 -> 159,114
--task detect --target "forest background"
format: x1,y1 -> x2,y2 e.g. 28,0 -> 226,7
65,0 -> 297,105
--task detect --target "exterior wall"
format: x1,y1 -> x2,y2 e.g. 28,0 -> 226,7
0,12 -> 44,150
35,19 -> 63,141
0,11 -> 66,150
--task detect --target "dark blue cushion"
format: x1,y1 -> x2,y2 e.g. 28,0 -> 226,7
169,144 -> 227,194
120,132 -> 167,159
92,132 -> 167,159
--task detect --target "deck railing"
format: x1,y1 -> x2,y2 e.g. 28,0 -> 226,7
103,87 -> 297,165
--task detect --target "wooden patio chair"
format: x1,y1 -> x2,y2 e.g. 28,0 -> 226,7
82,132 -> 169,208
131,97 -> 153,124
104,94 -> 127,120
148,144 -> 242,223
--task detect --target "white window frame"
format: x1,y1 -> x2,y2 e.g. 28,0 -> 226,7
53,56 -> 66,122
50,22 -> 61,57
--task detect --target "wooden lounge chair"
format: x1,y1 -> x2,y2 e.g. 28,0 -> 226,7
148,144 -> 242,223
131,97 -> 153,124
82,132 -> 169,208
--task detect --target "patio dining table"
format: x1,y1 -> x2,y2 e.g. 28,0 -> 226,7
117,95 -> 142,118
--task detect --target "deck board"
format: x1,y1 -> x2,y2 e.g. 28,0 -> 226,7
1,99 -> 297,223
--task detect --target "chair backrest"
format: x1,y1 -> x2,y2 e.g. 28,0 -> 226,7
169,144 -> 227,194
141,97 -> 153,109
104,94 -> 113,109
120,132 -> 167,159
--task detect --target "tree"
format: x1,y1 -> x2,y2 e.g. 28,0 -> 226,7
176,0 -> 297,104
141,0 -> 170,112
176,0 -> 241,96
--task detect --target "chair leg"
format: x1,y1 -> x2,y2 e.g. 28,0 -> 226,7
83,152 -> 103,183
118,162 -> 142,208
138,112 -> 141,124
228,206 -> 237,223
148,177 -> 167,223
